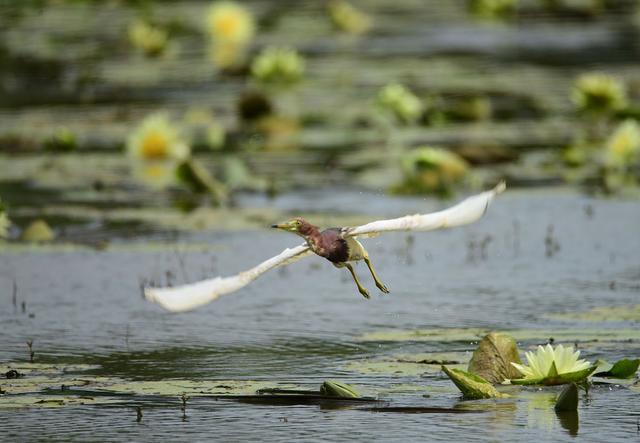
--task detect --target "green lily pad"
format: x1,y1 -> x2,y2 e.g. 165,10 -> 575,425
95,379 -> 296,397
510,364 -> 598,386
594,358 -> 640,379
344,354 -> 468,377
441,366 -> 507,399
358,328 -> 640,344
357,328 -> 489,343
548,305 -> 640,322
468,332 -> 522,384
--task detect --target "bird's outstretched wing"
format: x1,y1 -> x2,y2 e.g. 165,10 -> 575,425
144,244 -> 311,312
343,181 -> 506,238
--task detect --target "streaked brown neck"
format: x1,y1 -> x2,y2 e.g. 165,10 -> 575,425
298,220 -> 322,250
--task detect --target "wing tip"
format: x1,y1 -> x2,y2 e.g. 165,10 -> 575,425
493,180 -> 507,195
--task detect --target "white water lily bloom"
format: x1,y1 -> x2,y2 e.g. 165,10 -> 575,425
511,344 -> 592,381
206,1 -> 255,44
127,113 -> 190,162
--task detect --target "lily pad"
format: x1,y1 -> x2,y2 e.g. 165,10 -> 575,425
358,328 -> 640,344
441,366 -> 506,399
594,358 -> 640,379
468,332 -> 522,384
548,305 -> 640,322
344,354 -> 467,377
357,328 -> 488,343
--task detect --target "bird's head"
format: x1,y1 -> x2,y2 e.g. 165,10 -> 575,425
271,217 -> 314,236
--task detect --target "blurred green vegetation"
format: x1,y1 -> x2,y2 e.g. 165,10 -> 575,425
1,0 -> 639,241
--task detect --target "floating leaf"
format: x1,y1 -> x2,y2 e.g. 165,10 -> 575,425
555,383 -> 578,412
441,365 -> 506,399
468,332 -> 522,384
594,358 -> 640,379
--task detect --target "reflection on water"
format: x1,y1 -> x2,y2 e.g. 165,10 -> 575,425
557,410 -> 580,437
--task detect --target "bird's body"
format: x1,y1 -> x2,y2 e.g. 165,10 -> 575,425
283,221 -> 382,298
144,182 -> 506,312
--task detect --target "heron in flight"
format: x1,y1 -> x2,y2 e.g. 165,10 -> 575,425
145,182 -> 505,312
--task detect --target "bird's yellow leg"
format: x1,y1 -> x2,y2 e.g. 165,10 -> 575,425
364,256 -> 389,294
344,263 -> 370,299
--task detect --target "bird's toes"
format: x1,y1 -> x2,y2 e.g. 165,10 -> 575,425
378,284 -> 390,294
359,288 -> 370,299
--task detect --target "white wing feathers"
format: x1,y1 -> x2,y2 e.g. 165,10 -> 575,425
344,181 -> 505,238
144,182 -> 505,312
144,244 -> 311,312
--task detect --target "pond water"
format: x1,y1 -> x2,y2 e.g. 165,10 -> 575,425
1,189 -> 639,441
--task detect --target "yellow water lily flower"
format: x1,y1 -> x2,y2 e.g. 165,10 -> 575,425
511,344 -> 594,385
605,119 -> 640,167
206,1 -> 255,44
127,113 -> 190,162
131,160 -> 179,190
377,83 -> 423,124
251,47 -> 305,87
572,73 -> 627,114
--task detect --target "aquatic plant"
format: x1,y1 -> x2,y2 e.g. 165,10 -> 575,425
205,1 -> 255,70
319,380 -> 359,398
251,47 -> 305,88
128,19 -> 169,57
131,161 -> 179,190
21,220 -> 55,243
127,113 -> 190,162
183,108 -> 226,151
376,83 -> 423,124
206,1 -> 255,45
442,366 -> 506,399
327,0 -> 372,35
510,344 -> 597,385
0,198 -> 10,239
44,128 -> 76,152
395,147 -> 469,196
468,332 -> 523,384
208,41 -> 249,70
604,119 -> 640,168
572,73 -> 627,115
468,0 -> 516,20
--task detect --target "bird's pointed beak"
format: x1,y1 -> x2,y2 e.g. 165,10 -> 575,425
271,220 -> 297,231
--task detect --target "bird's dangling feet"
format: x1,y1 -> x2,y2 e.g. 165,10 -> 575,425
376,282 -> 390,294
345,263 -> 370,299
